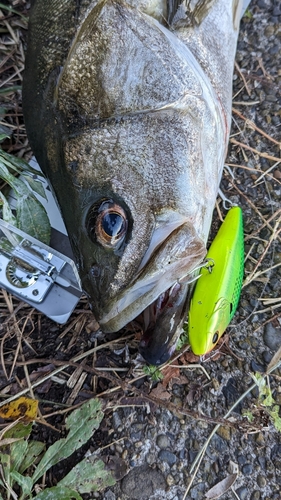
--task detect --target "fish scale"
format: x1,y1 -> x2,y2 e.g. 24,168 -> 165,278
24,0 -> 248,365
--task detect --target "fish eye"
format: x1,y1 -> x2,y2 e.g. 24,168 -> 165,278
86,199 -> 128,249
212,331 -> 219,344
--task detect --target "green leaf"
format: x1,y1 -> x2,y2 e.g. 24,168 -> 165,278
0,452 -> 11,488
0,86 -> 22,95
58,458 -> 115,494
0,150 -> 41,177
269,406 -> 281,432
22,174 -> 48,200
241,409 -> 254,423
10,438 -> 28,473
262,388 -> 275,407
33,486 -> 83,500
0,134 -> 10,142
16,194 -> 51,244
176,329 -> 189,351
0,3 -> 28,19
0,190 -> 17,226
32,399 -> 104,483
19,440 -> 45,474
143,365 -> 163,382
10,470 -> 33,498
4,422 -> 33,440
0,160 -> 27,193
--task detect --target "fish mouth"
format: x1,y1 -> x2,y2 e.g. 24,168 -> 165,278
98,218 -> 206,365
137,281 -> 191,365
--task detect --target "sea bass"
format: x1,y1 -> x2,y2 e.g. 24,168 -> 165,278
23,0 -> 246,365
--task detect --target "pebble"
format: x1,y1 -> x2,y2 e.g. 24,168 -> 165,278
190,482 -> 205,499
217,426 -> 232,441
250,360 -> 265,373
156,434 -> 170,449
264,323 -> 281,351
158,450 -> 177,466
235,486 -> 249,500
121,465 -> 166,499
166,474 -> 175,486
237,454 -> 247,466
257,475 -> 267,488
112,412 -> 122,430
255,433 -> 265,446
241,463 -> 253,475
104,491 -> 116,500
250,492 -> 261,500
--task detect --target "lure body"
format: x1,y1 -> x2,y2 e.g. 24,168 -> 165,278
188,206 -> 244,355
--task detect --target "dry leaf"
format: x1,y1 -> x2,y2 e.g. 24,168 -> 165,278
0,397 -> 38,421
162,360 -> 180,388
150,384 -> 170,401
205,473 -> 237,499
179,351 -> 200,363
267,344 -> 281,374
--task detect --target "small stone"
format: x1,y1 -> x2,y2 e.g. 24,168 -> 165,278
158,450 -> 177,466
255,433 -> 265,446
237,455 -> 247,466
156,434 -> 170,449
190,482 -> 205,499
242,463 -> 253,475
166,474 -> 175,486
250,492 -> 261,500
212,378 -> 220,391
250,360 -> 265,373
121,465 -> 166,499
264,323 -> 281,351
235,486 -> 248,500
217,426 -> 232,441
112,412 -> 122,430
257,476 -> 266,488
104,491 -> 116,500
146,454 -> 154,465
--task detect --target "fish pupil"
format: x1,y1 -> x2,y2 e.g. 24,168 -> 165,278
102,213 -> 124,238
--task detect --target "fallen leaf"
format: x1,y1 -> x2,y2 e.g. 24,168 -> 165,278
186,382 -> 203,405
205,473 -> 238,499
150,384 -> 170,401
162,360 -> 180,388
179,351 -> 200,364
0,397 -> 38,421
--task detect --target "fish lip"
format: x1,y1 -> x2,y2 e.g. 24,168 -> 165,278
99,223 -> 206,332
139,340 -> 175,366
97,223 -> 206,365
138,281 -> 190,365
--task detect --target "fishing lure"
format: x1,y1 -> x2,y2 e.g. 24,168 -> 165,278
188,206 -> 244,355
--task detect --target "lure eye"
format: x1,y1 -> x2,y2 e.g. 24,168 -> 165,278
86,199 -> 128,249
212,331 -> 219,344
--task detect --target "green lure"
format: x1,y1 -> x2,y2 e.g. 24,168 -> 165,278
188,206 -> 244,356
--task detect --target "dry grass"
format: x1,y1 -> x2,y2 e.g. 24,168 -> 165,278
0,0 -> 281,417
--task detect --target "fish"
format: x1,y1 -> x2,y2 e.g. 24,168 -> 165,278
188,206 -> 244,356
23,0 -> 247,365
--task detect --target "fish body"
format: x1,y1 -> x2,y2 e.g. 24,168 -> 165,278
23,0 -> 246,365
188,206 -> 244,355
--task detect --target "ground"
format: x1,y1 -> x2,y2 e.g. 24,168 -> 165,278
0,0 -> 281,499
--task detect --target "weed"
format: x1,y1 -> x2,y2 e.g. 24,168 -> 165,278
0,398 -> 115,500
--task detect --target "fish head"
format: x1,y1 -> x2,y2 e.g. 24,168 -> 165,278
23,0 -> 227,364
60,116 -> 208,365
